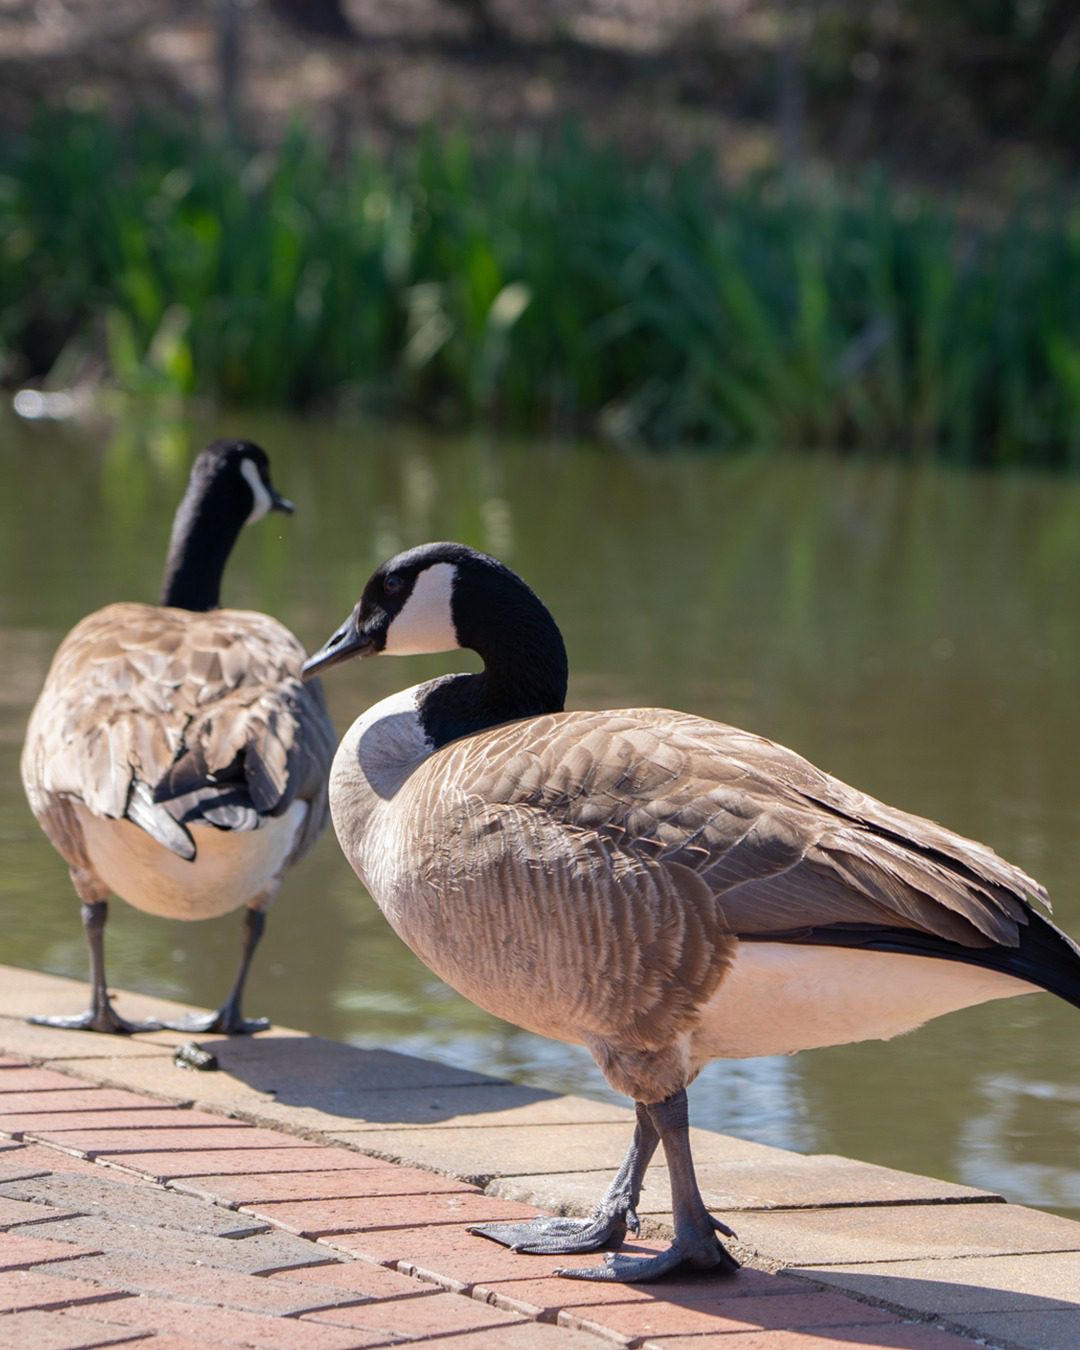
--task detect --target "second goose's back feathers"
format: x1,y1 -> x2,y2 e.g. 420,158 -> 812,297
23,601 -> 331,882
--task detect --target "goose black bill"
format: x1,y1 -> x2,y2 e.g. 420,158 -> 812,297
302,612 -> 377,679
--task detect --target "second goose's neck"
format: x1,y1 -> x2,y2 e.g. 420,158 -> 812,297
159,485 -> 244,611
419,588 -> 569,749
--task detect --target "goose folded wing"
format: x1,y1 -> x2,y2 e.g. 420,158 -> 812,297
152,625 -> 334,857
452,709 -> 1046,958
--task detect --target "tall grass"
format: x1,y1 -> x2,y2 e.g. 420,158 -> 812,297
2,109 -> 1078,464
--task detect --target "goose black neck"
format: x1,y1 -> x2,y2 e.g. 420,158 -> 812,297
420,575 -> 569,749
159,480 -> 246,611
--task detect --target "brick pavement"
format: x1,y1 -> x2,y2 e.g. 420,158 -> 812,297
1,966 -> 1079,1348
0,1056 -> 988,1349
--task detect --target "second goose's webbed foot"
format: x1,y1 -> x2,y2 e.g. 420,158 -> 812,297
154,907 -> 270,1036
157,1006 -> 270,1035
28,1006 -> 163,1035
27,900 -> 163,1035
470,1103 -> 659,1255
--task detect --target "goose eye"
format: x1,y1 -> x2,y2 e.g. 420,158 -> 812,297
383,573 -> 404,597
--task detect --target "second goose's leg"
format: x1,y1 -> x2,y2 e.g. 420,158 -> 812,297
158,903 -> 271,1035
556,1089 -> 739,1282
29,900 -> 163,1035
469,1102 -> 660,1254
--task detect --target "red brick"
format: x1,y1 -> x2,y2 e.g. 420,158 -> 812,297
556,1288 -> 898,1341
26,1122 -> 259,1157
164,1163 -> 393,1204
108,1140 -> 368,1179
0,1229 -> 101,1270
268,1261 -> 427,1298
72,1293 -> 392,1348
486,1264 -> 814,1319
24,1214 -> 338,1275
240,1163 -> 482,1202
0,1307 -> 147,1348
0,1196 -> 76,1228
109,1340 -> 209,1350
643,1328 -> 980,1350
396,1325 -> 601,1349
253,1198 -> 540,1236
0,1173 -> 266,1238
339,1219 -> 585,1287
0,1143 -> 129,1180
306,1285 -> 531,1336
0,1268 -> 128,1313
112,1340 -> 208,1350
39,1252 -> 373,1315
0,1069 -> 88,1092
3,1109 -> 211,1140
0,1088 -> 174,1116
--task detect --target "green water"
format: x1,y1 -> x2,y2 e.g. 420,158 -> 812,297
3,410 -> 1079,1216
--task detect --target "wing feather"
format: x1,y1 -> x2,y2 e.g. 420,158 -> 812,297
21,602 -> 334,868
426,706 -> 1047,955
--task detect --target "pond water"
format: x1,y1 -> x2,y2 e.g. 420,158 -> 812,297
3,409 -> 1080,1218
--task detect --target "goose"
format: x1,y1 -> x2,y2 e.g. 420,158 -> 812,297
21,439 -> 335,1036
302,540 -> 1080,1283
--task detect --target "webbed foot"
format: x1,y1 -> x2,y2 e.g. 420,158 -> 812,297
556,1220 -> 739,1283
470,1203 -> 636,1255
157,1007 -> 269,1035
28,1007 -> 162,1036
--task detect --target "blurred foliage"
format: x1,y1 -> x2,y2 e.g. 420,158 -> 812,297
1,108 -> 1078,463
808,0 -> 1080,150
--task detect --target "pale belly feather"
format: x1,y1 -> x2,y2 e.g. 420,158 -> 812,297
73,801 -> 308,920
691,942 -> 1042,1062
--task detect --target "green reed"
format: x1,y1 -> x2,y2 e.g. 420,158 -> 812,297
2,109 -> 1078,464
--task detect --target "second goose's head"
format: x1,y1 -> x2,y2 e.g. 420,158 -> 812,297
303,542 -> 568,725
161,439 -> 294,611
182,439 -> 294,530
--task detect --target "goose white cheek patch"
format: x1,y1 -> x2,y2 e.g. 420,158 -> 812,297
384,562 -> 459,655
241,457 -> 274,524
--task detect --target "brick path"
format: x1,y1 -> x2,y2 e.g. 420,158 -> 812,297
2,965 -> 1080,1348
0,1055 -> 983,1350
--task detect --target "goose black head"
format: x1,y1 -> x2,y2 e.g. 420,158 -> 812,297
160,439 -> 293,612
302,542 -> 567,712
190,439 -> 295,526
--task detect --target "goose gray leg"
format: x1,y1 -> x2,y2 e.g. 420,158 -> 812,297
469,1102 -> 660,1254
555,1089 -> 739,1283
157,906 -> 270,1035
28,901 -> 163,1035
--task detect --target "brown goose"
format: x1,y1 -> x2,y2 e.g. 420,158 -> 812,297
303,541 -> 1080,1283
21,439 -> 335,1035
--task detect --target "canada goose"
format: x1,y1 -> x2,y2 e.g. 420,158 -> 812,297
21,439 -> 335,1035
303,541 -> 1080,1283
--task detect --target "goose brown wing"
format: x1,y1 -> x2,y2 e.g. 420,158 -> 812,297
22,603 -> 333,863
434,707 -> 1047,954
